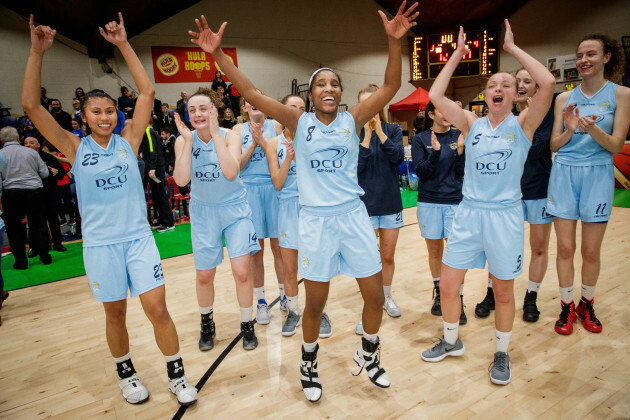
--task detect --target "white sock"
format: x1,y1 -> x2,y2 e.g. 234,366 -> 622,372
287,295 -> 299,313
199,306 -> 213,315
303,340 -> 318,353
488,278 -> 493,288
443,320 -> 459,345
278,284 -> 286,299
322,303 -> 327,315
240,306 -> 253,323
581,284 -> 596,301
433,277 -> 440,283
113,353 -> 131,363
560,286 -> 573,304
527,280 -> 541,294
383,285 -> 391,298
254,287 -> 265,302
363,332 -> 378,344
164,352 -> 181,363
495,330 -> 512,353
459,284 -> 464,296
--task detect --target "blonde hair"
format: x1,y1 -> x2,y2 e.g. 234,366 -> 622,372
358,83 -> 387,122
239,88 -> 267,122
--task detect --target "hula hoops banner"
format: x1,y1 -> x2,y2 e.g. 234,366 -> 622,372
151,47 -> 238,83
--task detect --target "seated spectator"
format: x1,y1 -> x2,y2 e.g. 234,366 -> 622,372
117,86 -> 134,118
40,87 -> 50,110
17,110 -> 42,142
49,99 -> 72,132
211,70 -> 227,92
0,101 -> 18,129
160,127 -> 177,174
71,99 -> 82,123
220,107 -> 237,129
74,87 -> 85,101
70,117 -> 84,138
23,137 -> 67,253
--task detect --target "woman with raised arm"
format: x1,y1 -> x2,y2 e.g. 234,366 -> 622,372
21,14 -> 197,407
230,95 -> 285,327
355,83 -> 405,335
547,35 -> 629,335
411,101 -> 465,322
420,21 -> 555,386
256,94 -> 307,337
187,1 -> 418,401
172,88 -> 260,352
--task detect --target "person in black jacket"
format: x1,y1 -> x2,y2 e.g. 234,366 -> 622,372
355,84 -> 405,333
140,123 -> 174,232
160,127 -> 176,174
23,137 -> 67,253
411,101 -> 465,323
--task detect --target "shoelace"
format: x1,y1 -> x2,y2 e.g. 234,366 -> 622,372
488,355 -> 507,373
353,346 -> 380,377
583,302 -> 601,325
558,304 -> 571,323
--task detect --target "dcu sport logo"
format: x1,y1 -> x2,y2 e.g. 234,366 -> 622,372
250,148 -> 266,162
195,163 -> 222,181
95,163 -> 129,190
475,149 -> 512,175
310,146 -> 348,173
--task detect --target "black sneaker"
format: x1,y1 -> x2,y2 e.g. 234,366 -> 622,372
522,290 -> 540,322
459,295 -> 467,325
198,317 -> 216,351
475,287 -> 495,318
431,281 -> 441,316
28,248 -> 39,258
240,321 -> 258,350
40,254 -> 52,265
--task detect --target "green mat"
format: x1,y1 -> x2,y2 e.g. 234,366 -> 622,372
401,189 -> 418,209
614,188 -> 630,208
2,224 -> 194,291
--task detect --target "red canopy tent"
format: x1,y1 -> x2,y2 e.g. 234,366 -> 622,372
388,87 -> 430,112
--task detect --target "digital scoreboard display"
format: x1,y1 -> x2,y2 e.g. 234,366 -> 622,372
410,29 -> 499,80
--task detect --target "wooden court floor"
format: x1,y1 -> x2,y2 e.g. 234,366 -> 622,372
1,206 -> 629,419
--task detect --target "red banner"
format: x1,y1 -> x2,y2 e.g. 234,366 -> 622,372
150,46 -> 238,84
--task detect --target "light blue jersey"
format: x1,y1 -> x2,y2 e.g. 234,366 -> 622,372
241,119 -> 277,184
71,134 -> 150,247
462,114 -> 531,207
293,112 -> 364,207
276,132 -> 298,200
190,128 -> 247,204
556,81 -> 617,166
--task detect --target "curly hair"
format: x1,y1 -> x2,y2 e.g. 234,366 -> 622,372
189,87 -> 225,112
578,34 -> 626,81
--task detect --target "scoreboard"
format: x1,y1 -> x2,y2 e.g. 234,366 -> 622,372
410,29 -> 499,80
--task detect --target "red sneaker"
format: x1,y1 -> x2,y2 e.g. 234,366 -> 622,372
554,301 -> 576,335
576,297 -> 602,333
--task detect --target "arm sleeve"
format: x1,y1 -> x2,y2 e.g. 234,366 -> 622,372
357,142 -> 371,174
380,124 -> 404,165
412,132 -> 440,181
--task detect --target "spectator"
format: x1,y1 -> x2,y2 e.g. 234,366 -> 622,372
23,137 -> 67,253
176,91 -> 187,121
40,87 -> 50,110
71,117 -> 84,138
17,110 -> 42,141
211,70 -> 227,92
113,102 -> 126,135
220,107 -> 237,129
48,143 -> 76,226
139,122 -> 174,232
160,127 -> 176,174
74,87 -> 85,101
117,86 -> 134,118
151,98 -> 164,127
0,126 -> 52,269
71,99 -> 83,122
216,86 -> 232,110
227,83 -> 241,117
49,99 -> 72,131
0,101 -> 18,129
157,103 -> 176,133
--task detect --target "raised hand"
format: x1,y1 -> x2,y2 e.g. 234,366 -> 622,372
190,15 -> 226,54
29,15 -> 56,53
563,104 -> 580,133
431,130 -> 441,151
99,12 -> 128,46
174,112 -> 192,142
456,26 -> 471,57
378,0 -> 419,40
502,19 -> 515,53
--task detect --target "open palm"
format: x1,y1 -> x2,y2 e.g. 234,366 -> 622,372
190,15 -> 226,54
379,1 -> 419,40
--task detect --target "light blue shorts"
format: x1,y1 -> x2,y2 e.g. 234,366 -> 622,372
190,198 -> 261,270
245,182 -> 280,238
83,234 -> 164,302
417,202 -> 458,240
298,199 -> 382,282
442,202 -> 524,280
522,199 -> 552,224
370,211 -> 403,230
547,162 -> 614,222
278,196 -> 300,250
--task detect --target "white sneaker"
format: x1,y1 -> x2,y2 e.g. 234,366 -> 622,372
353,337 -> 390,388
256,299 -> 270,325
383,296 -> 401,317
169,375 -> 198,406
119,373 -> 149,404
355,319 -> 363,335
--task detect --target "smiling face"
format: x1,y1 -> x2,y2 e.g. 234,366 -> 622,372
308,70 -> 342,115
242,100 -> 264,121
576,39 -> 610,79
82,97 -> 117,137
515,69 -> 537,104
428,107 -> 450,129
485,72 -> 517,114
284,95 -> 306,112
71,120 -> 80,130
24,137 -> 40,151
187,95 -> 215,130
